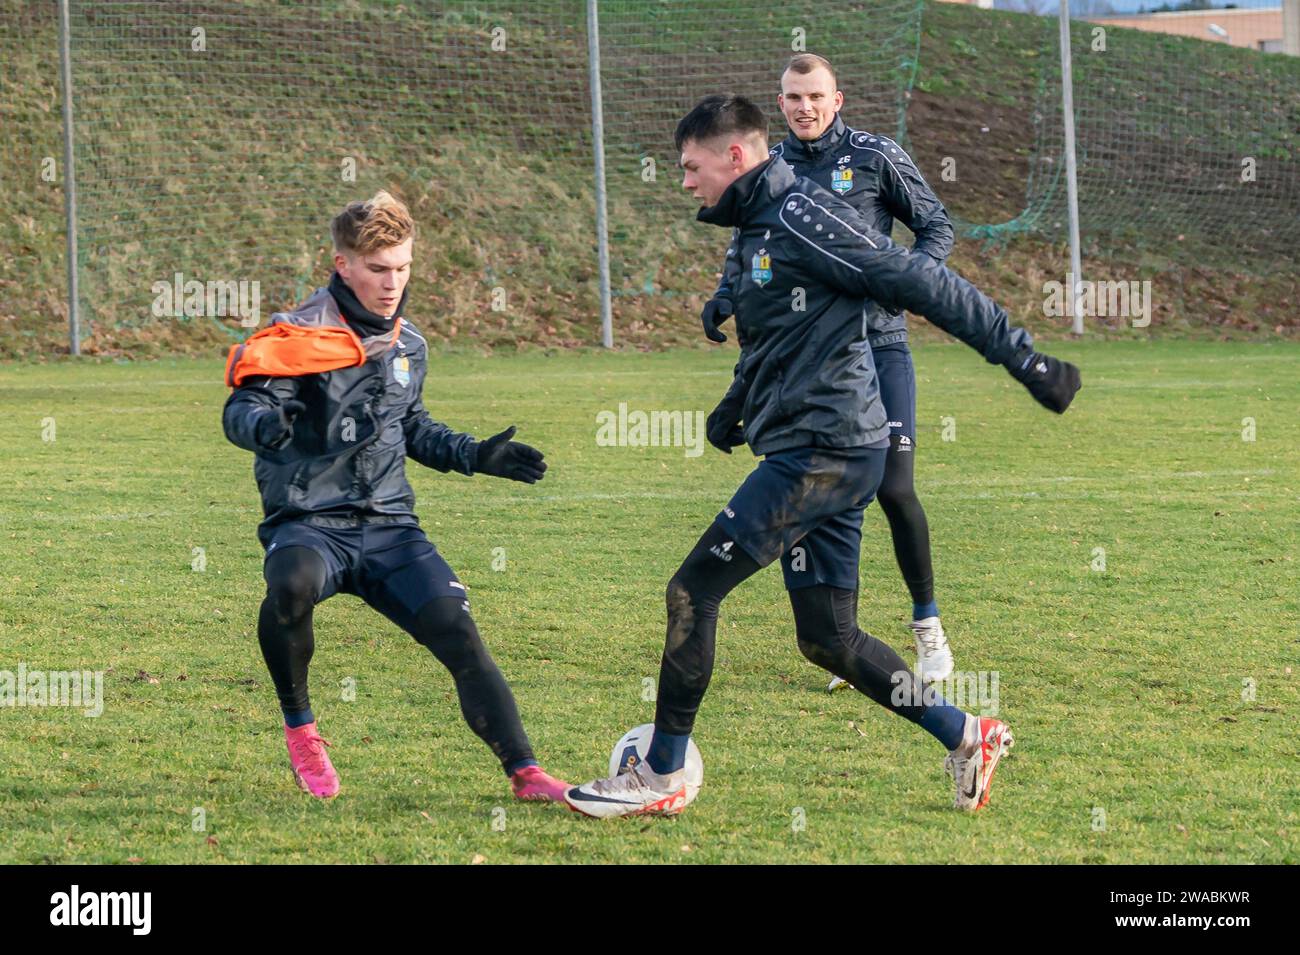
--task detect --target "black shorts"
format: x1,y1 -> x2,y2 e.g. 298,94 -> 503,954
715,445 -> 888,592
261,520 -> 465,629
874,342 -> 916,451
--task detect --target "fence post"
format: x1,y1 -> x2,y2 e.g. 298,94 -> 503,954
586,0 -> 614,348
1058,1 -> 1084,335
57,0 -> 81,355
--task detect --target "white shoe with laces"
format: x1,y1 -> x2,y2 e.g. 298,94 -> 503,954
565,760 -> 688,819
911,616 -> 954,683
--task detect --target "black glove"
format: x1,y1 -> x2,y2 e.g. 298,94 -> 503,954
701,296 -> 734,344
475,426 -> 547,483
706,401 -> 746,455
1006,349 -> 1081,414
255,399 -> 306,448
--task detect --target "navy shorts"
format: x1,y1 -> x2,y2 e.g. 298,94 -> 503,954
874,342 -> 916,451
260,520 -> 466,630
715,445 -> 888,592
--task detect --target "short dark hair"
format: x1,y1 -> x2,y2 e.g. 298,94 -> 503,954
674,94 -> 768,152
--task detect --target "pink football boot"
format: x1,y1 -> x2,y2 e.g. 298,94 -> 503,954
284,722 -> 340,799
510,765 -> 570,803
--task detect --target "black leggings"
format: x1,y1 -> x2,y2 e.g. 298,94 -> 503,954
258,545 -> 535,774
654,523 -> 931,736
875,440 -> 934,608
787,584 -> 930,725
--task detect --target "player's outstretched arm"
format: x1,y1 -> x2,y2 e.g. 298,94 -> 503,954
401,392 -> 480,476
780,191 -> 1080,412
401,364 -> 545,481
222,376 -> 304,454
777,190 -> 1023,360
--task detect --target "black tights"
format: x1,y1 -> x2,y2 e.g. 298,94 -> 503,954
875,443 -> 935,608
654,523 -> 931,736
787,585 -> 929,725
654,524 -> 763,736
258,546 -> 535,773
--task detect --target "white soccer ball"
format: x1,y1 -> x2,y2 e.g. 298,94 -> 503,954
609,723 -> 703,806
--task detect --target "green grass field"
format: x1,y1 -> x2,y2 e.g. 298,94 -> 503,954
1,340 -> 1296,864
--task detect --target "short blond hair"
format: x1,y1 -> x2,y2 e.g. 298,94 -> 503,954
331,190 -> 415,256
783,53 -> 837,89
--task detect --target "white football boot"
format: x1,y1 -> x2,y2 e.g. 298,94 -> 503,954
911,616 -> 954,683
944,714 -> 1014,811
827,674 -> 853,693
565,761 -> 688,819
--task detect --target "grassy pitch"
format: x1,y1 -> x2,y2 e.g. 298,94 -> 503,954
0,340 -> 1295,863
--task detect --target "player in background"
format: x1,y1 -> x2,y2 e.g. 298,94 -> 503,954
566,96 -> 1080,818
702,54 -> 956,689
223,191 -> 569,803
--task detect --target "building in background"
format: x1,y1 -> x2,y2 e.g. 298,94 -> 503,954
938,1 -> 1296,56
1088,7 -> 1285,53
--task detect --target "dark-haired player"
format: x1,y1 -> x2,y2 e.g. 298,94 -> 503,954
566,96 -> 1079,817
703,54 -> 956,689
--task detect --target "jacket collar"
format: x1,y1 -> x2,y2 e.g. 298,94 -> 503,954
781,113 -> 849,161
329,270 -> 407,340
696,157 -> 796,228
273,282 -> 403,360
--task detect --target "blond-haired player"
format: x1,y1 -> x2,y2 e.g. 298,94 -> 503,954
223,191 -> 568,802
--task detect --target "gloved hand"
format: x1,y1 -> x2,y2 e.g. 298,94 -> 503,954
475,426 -> 547,483
706,400 -> 746,454
701,296 -> 735,344
1006,348 -> 1081,414
256,399 -> 306,448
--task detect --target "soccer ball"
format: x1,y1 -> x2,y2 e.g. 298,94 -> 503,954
609,723 -> 703,806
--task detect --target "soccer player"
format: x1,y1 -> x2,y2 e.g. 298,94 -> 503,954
222,190 -> 569,803
565,96 -> 1079,818
701,54 -> 957,688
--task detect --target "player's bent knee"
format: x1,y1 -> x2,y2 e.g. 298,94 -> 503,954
412,595 -> 477,641
875,480 -> 918,514
666,575 -> 694,620
796,617 -> 857,665
791,591 -> 860,671
410,596 -> 486,667
263,547 -> 325,624
264,577 -> 317,626
796,634 -> 837,670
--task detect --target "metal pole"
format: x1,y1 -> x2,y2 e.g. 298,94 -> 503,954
1058,1 -> 1084,335
57,0 -> 80,355
586,0 -> 614,348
